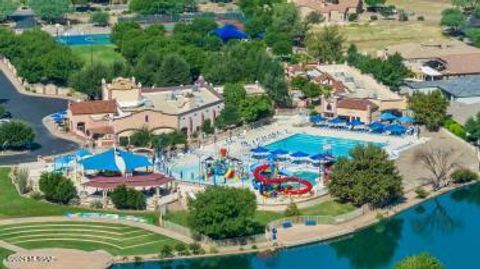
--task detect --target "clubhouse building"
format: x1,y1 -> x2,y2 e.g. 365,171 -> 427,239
67,77 -> 224,147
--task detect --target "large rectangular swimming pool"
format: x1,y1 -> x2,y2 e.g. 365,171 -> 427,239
56,34 -> 111,46
265,133 -> 386,157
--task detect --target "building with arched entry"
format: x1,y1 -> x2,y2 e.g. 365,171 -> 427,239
68,77 -> 224,147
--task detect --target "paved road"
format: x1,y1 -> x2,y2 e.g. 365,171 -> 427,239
0,71 -> 79,165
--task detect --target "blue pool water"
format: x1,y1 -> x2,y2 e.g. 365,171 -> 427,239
293,171 -> 319,185
56,34 -> 111,46
111,183 -> 480,269
265,134 -> 386,158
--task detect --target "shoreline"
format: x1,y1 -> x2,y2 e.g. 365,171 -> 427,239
113,180 -> 478,265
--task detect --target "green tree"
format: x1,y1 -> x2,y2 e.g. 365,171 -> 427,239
465,112 -> 480,142
201,119 -> 214,134
223,83 -> 247,105
188,186 -> 261,239
39,172 -> 77,204
239,95 -> 274,123
0,120 -> 35,149
365,0 -> 387,6
408,91 -> 448,131
394,253 -> 444,269
29,0 -> 71,23
441,8 -> 466,30
42,47 -> 83,85
284,202 -> 300,217
306,26 -> 345,64
0,105 -> 5,118
157,54 -> 191,86
110,185 -> 128,209
111,21 -> 141,46
305,11 -> 325,24
451,0 -> 478,9
129,127 -> 154,147
328,144 -> 403,207
0,0 -> 18,22
215,105 -> 242,129
68,62 -> 111,99
89,11 -> 110,27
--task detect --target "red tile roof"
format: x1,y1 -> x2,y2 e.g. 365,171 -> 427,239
337,98 -> 379,111
70,100 -> 117,115
441,53 -> 480,75
89,126 -> 115,135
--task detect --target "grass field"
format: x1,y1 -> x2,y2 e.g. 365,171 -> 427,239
165,200 -> 355,227
0,168 -> 156,221
0,221 -> 179,256
71,44 -> 125,66
0,248 -> 13,269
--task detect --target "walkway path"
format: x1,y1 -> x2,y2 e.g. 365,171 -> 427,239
0,216 -> 194,245
0,239 -> 24,252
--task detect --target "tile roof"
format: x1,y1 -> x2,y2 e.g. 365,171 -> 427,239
440,53 -> 480,75
337,98 -> 379,111
89,126 -> 115,135
70,100 -> 117,115
404,76 -> 480,98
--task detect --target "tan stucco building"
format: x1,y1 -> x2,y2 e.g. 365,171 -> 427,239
292,0 -> 362,22
68,77 -> 224,147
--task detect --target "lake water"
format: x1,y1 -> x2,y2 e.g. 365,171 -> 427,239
111,183 -> 480,269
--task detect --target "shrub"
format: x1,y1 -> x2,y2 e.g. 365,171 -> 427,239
395,253 -> 444,269
39,172 -> 77,204
119,136 -> 129,147
348,13 -> 358,22
251,245 -> 258,250
284,202 -> 300,217
159,245 -> 173,258
201,119 -> 214,134
13,167 -> 30,194
443,118 -> 466,139
415,188 -> 429,199
0,120 -> 35,149
209,246 -> 218,254
417,16 -> 425,21
90,11 -> 110,27
451,168 -> 479,183
110,185 -> 146,210
188,243 -> 202,255
175,243 -> 188,255
90,199 -> 103,209
399,11 -> 409,21
370,15 -> 378,21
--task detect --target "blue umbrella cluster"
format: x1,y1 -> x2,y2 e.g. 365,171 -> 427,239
212,24 -> 249,42
51,110 -> 67,124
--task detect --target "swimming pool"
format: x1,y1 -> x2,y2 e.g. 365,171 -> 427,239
56,34 -> 111,46
293,171 -> 319,185
265,134 -> 386,158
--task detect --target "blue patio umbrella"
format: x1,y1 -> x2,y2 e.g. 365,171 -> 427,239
250,146 -> 269,154
380,112 -> 398,121
290,151 -> 309,158
329,117 -> 345,125
385,124 -> 407,135
398,115 -> 415,124
347,119 -> 365,127
369,122 -> 385,132
310,153 -> 327,161
310,115 -> 325,123
270,149 -> 289,155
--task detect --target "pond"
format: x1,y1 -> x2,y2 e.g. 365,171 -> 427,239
111,183 -> 480,269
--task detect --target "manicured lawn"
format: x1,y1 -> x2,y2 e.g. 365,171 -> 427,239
336,22 -> 449,55
0,168 -> 157,221
165,200 -> 355,227
300,200 -> 356,216
71,44 -> 125,65
0,248 -> 13,269
0,221 -> 179,256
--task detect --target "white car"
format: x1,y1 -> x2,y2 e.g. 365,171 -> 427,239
0,119 -> 10,124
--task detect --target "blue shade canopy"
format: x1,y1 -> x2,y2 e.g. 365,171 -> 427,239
369,122 -> 385,132
75,149 -> 92,159
380,112 -> 398,121
329,117 -> 345,124
347,119 -> 365,126
310,115 -> 326,123
118,149 -> 152,171
290,151 -> 309,158
385,124 -> 407,134
213,24 -> 249,41
80,149 -> 121,172
270,149 -> 289,155
398,115 -> 415,123
250,146 -> 270,153
310,153 -> 326,161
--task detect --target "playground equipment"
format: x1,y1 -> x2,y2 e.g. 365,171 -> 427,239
252,162 -> 313,196
203,148 -> 243,183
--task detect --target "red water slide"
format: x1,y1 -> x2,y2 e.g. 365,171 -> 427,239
253,164 -> 313,195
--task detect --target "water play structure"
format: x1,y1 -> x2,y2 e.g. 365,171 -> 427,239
252,163 -> 313,196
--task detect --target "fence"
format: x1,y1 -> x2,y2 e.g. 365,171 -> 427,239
118,11 -> 245,25
161,220 -> 268,247
265,207 -> 365,231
